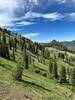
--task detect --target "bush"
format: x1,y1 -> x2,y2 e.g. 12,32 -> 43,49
35,69 -> 40,74
43,73 -> 47,77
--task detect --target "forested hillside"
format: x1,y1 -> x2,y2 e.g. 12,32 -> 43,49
0,28 -> 75,100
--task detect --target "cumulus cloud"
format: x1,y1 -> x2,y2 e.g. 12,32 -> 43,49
0,0 -> 25,27
0,0 -> 75,29
0,0 -> 37,27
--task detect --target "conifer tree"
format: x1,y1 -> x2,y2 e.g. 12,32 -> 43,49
59,66 -> 67,84
3,33 -> 6,44
49,61 -> 54,78
23,42 -> 29,69
25,54 -> 28,69
9,34 -> 11,49
71,68 -> 75,87
53,61 -> 58,79
15,57 -> 23,81
14,37 -> 17,51
49,61 -> 53,74
12,47 -> 15,61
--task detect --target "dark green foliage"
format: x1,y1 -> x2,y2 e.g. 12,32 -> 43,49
0,32 -> 10,59
71,68 -> 75,86
3,33 -> 6,44
44,49 -> 50,59
41,47 -> 45,58
0,43 -> 10,59
53,62 -> 58,79
58,52 -> 65,60
35,70 -> 40,74
25,54 -> 28,69
12,48 -> 15,61
54,54 -> 56,59
34,42 -> 38,54
38,43 -> 42,50
20,37 -> 26,51
31,44 -> 36,54
35,69 -> 47,77
59,66 -> 67,84
8,34 -> 11,49
15,58 -> 23,81
43,73 -> 47,77
49,61 -> 53,75
23,43 -> 29,69
14,37 -> 17,51
49,61 -> 58,79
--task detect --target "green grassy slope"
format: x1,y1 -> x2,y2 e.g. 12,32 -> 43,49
0,28 -> 75,100
0,56 -> 73,100
0,30 -> 75,100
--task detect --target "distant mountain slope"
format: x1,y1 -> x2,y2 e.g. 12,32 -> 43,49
62,40 -> 75,51
41,40 -> 75,52
41,40 -> 68,51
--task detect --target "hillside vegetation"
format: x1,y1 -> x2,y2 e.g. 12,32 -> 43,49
0,28 -> 75,100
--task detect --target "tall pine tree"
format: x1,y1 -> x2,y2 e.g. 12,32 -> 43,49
59,66 -> 67,84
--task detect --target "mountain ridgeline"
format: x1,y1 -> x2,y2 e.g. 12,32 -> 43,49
41,40 -> 75,53
62,40 -> 75,50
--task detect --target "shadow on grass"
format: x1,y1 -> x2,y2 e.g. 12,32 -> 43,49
33,65 -> 47,72
0,63 -> 13,72
21,78 -> 51,92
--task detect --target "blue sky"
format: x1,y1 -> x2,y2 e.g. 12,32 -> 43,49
0,0 -> 75,42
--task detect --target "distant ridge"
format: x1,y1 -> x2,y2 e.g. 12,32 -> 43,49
62,40 -> 75,51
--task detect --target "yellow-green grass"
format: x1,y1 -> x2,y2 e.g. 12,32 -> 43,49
0,57 -> 73,100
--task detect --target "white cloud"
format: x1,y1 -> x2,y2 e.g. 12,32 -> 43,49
0,0 -> 75,28
0,0 -> 24,27
55,0 -> 66,4
43,12 -> 63,21
25,11 -> 63,21
66,13 -> 75,21
0,14 -> 12,27
25,11 -> 41,19
24,11 -> 75,22
0,0 -> 37,27
68,13 -> 75,17
22,33 -> 40,39
0,0 -> 19,14
16,21 -> 35,26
